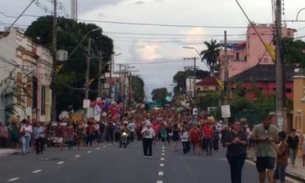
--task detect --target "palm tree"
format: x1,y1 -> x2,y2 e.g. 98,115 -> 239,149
200,39 -> 221,76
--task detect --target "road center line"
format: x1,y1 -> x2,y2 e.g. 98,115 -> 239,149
159,163 -> 165,167
157,180 -> 163,183
162,153 -> 165,156
158,171 -> 164,176
162,147 -> 165,149
103,145 -> 107,148
32,169 -> 42,174
96,148 -> 100,150
7,178 -> 19,182
75,155 -> 80,158
57,161 -> 65,165
87,151 -> 92,153
161,158 -> 165,161
162,149 -> 165,152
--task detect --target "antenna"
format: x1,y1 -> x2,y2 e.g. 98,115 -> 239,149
71,0 -> 78,21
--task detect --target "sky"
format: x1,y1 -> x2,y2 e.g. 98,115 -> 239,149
1,0 -> 305,100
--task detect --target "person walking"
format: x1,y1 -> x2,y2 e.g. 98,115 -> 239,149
203,122 -> 214,156
141,121 -> 155,159
251,116 -> 279,183
20,121 -> 33,155
271,131 -> 289,183
286,129 -> 299,167
224,121 -> 248,183
33,122 -> 45,154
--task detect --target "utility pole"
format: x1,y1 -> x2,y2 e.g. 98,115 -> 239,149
123,64 -> 128,112
97,50 -> 103,98
193,57 -> 197,108
275,0 -> 285,130
223,30 -> 229,126
85,37 -> 91,100
51,0 -> 57,122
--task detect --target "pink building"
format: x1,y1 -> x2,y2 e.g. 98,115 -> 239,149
219,23 -> 296,80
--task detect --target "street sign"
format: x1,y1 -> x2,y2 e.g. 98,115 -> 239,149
221,105 -> 231,118
192,108 -> 198,115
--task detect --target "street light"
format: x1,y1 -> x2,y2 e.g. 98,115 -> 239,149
296,8 -> 305,20
183,46 -> 211,71
69,27 -> 102,59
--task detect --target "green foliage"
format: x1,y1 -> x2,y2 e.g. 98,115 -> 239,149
131,76 -> 145,103
283,37 -> 305,67
151,88 -> 168,103
197,91 -> 220,110
200,39 -> 221,75
25,16 -> 114,112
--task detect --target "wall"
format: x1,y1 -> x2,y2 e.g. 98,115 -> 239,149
219,24 -> 295,80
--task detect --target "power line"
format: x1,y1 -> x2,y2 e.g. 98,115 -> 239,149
0,1 -> 35,39
0,11 -> 248,29
116,60 -> 185,65
104,31 -> 247,37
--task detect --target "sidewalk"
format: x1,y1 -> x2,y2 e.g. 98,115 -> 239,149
0,148 -> 18,157
247,149 -> 305,182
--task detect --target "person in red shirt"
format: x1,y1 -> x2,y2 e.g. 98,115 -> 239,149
190,124 -> 201,154
203,122 -> 214,156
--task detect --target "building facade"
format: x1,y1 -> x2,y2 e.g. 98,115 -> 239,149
0,27 -> 52,123
219,23 -> 295,80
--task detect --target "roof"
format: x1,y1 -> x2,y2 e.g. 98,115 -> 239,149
231,64 -> 297,82
196,76 -> 218,86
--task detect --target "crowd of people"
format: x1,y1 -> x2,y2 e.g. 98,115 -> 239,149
1,108 -> 305,183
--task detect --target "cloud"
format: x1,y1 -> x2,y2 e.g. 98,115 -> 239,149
129,41 -> 162,61
134,1 -> 145,5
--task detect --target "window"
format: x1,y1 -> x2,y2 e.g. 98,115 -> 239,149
27,77 -> 32,107
286,88 -> 292,93
41,86 -> 46,115
32,77 -> 37,109
235,52 -> 240,60
263,58 -> 269,63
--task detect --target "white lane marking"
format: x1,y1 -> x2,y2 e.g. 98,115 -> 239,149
103,145 -> 106,148
32,169 -> 42,174
162,153 -> 165,156
162,149 -> 165,152
158,171 -> 164,176
87,151 -> 92,153
96,148 -> 100,150
160,157 -> 165,161
75,155 -> 80,158
7,178 -> 19,182
162,147 -> 165,149
159,163 -> 165,167
157,181 -> 163,183
57,161 -> 65,165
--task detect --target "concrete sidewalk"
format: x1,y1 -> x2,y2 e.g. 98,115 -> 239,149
247,149 -> 305,182
0,148 -> 18,157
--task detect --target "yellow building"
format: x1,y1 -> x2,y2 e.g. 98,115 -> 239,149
293,73 -> 305,157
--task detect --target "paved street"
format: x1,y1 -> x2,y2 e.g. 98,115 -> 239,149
0,142 -> 301,183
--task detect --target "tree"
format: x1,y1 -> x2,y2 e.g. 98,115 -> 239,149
151,88 -> 168,103
200,39 -> 221,75
173,69 -> 209,94
282,37 -> 305,67
25,16 -> 114,112
131,76 -> 145,103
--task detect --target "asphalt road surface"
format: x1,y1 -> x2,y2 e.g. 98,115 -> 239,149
0,141 -> 301,183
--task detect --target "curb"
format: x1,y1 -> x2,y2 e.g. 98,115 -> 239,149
246,157 -> 305,183
0,150 -> 18,157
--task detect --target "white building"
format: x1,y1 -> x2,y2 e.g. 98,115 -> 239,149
0,27 -> 52,123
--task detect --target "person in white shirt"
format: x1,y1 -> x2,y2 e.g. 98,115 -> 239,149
20,121 -> 33,155
128,120 -> 136,142
181,128 -> 190,154
141,121 -> 155,158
